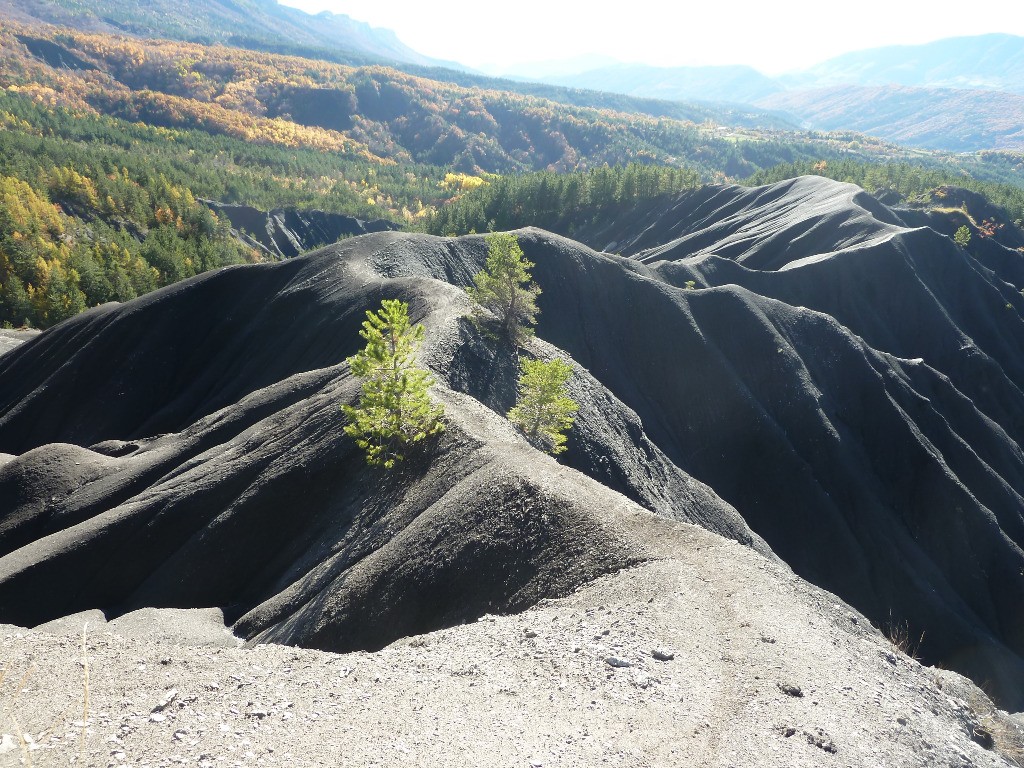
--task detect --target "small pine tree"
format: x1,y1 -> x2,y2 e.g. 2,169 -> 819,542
342,299 -> 445,468
467,232 -> 540,344
954,225 -> 971,248
508,357 -> 578,455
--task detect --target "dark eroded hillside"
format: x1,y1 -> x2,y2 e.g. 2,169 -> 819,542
2,177 -> 1024,710
199,200 -> 399,259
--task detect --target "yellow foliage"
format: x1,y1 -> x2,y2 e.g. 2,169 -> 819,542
0,176 -> 64,237
48,167 -> 100,209
439,172 -> 488,193
34,255 -> 51,283
5,84 -> 92,114
0,110 -> 36,134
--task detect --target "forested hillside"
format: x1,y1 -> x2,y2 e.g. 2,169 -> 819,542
0,25 -> 826,177
2,20 -> 1024,329
0,86 -> 455,328
5,22 -> 1022,186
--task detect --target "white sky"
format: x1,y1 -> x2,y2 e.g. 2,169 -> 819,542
279,0 -> 1022,74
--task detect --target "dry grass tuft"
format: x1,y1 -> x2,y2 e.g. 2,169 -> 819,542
968,694 -> 1024,766
881,614 -> 925,660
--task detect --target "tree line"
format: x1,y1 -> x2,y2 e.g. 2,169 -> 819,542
422,163 -> 702,236
0,87 -> 447,328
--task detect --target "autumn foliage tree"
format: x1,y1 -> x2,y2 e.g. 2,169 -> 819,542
342,299 -> 445,468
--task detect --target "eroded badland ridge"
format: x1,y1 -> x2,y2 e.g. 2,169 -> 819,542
2,1 -> 1024,764
3,176 -> 1024,765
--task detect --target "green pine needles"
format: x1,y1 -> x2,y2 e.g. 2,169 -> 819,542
467,232 -> 541,344
344,236 -> 577,469
464,232 -> 578,456
508,357 -> 579,455
342,299 -> 445,468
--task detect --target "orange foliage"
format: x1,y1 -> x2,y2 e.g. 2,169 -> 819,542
977,218 -> 1003,238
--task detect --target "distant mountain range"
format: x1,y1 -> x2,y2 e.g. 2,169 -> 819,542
3,0 -> 1023,153
789,34 -> 1024,92
524,34 -> 1024,100
520,35 -> 1024,152
759,84 -> 1024,152
0,0 -> 464,69
542,64 -> 781,105
480,54 -> 621,82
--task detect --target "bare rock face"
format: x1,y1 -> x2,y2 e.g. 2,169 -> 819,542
1,176 -> 1023,714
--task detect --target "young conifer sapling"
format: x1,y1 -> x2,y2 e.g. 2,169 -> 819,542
508,357 -> 578,455
467,232 -> 540,344
342,298 -> 444,468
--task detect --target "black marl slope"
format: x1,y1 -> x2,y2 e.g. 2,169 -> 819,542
0,231 -> 759,659
2,177 -> 1024,707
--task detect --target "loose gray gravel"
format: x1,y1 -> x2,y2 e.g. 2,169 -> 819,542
0,330 -> 38,358
3,532 -> 1022,767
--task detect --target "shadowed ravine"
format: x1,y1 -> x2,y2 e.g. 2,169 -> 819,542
1,175 -> 1023,709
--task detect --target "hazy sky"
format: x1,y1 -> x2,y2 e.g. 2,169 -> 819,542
279,0 -> 1022,74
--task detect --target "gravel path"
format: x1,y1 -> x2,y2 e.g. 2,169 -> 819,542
3,532 -> 1021,767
